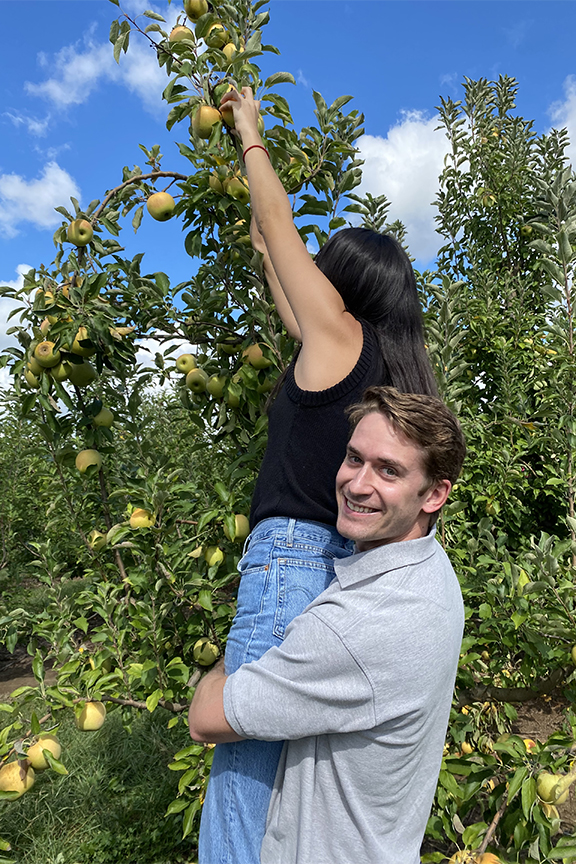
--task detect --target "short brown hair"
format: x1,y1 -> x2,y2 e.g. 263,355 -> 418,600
347,386 -> 466,486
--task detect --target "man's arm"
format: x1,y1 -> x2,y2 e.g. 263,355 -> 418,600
188,660 -> 244,744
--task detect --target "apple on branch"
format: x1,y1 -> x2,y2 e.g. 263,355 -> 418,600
67,219 -> 93,247
146,192 -> 176,222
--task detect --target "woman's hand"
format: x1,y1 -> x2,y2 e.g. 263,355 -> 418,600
220,87 -> 262,146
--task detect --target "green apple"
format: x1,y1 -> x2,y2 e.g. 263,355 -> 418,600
207,375 -> 227,398
146,191 -> 176,222
27,355 -> 43,376
184,0 -> 208,21
93,407 -> 114,428
129,508 -> 155,529
48,361 -> 71,382
242,343 -> 272,369
218,338 -> 242,355
170,25 -> 194,41
0,760 -> 35,798
186,368 -> 209,392
75,449 -> 102,473
26,734 -> 61,771
204,546 -> 224,567
176,353 -> 197,374
88,529 -> 107,551
192,104 -> 222,139
193,637 -> 220,666
226,390 -> 240,408
224,176 -> 250,204
34,341 -> 61,368
67,361 -> 97,388
76,701 -> 106,731
209,173 -> 224,194
224,514 -> 250,542
204,22 -> 227,49
67,219 -> 93,247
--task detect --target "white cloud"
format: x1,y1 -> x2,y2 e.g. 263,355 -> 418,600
25,23 -> 173,118
297,70 -> 310,88
549,75 -> 576,169
356,110 -> 450,262
4,111 -> 51,137
0,162 -> 80,238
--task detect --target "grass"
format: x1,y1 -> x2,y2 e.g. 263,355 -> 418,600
0,706 -> 198,864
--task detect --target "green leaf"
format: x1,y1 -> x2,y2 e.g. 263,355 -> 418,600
146,688 -> 162,713
182,799 -> 201,838
165,797 -> 190,815
30,712 -> 41,736
549,847 -> 576,860
44,750 -> 69,776
263,72 -> 295,88
521,775 -> 536,819
143,9 -> 165,20
508,765 -> 528,802
198,589 -> 213,611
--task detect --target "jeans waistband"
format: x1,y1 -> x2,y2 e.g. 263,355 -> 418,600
247,517 -> 351,551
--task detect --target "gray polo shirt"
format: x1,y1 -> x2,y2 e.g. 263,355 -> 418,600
224,531 -> 464,864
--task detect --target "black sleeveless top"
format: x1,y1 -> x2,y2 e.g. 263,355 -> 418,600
250,320 -> 390,528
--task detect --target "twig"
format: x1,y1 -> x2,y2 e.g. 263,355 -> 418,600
477,796 -> 507,854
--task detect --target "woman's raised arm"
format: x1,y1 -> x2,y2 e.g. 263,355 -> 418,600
221,87 -> 362,391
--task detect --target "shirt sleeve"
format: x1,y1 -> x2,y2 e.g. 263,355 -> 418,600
223,612 -> 375,741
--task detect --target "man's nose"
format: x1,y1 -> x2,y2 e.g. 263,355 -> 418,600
348,464 -> 374,495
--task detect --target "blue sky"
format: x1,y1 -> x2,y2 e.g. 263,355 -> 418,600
1,0 -> 576,375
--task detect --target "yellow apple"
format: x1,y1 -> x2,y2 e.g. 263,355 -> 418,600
129,508 -> 155,529
204,546 -> 224,567
184,0 -> 208,21
71,326 -> 96,357
537,771 -> 559,803
0,760 -> 35,797
224,514 -> 250,542
93,407 -> 114,428
34,341 -> 61,368
570,644 -> 576,665
220,102 -> 235,129
242,343 -> 272,369
24,368 -> 41,388
146,191 -> 176,222
40,317 -> 51,336
193,637 -> 220,666
204,22 -> 227,49
186,367 -> 209,392
75,449 -> 102,473
67,219 -> 93,246
176,353 -> 197,374
207,375 -> 227,398
88,529 -> 107,551
192,104 -> 222,139
67,360 -> 97,388
460,741 -> 473,755
76,701 -> 106,731
170,25 -> 194,41
26,734 -> 61,771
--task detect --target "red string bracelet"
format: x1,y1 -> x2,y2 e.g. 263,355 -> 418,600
242,144 -> 270,161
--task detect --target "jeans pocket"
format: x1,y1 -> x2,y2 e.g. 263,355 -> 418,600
272,558 -> 336,640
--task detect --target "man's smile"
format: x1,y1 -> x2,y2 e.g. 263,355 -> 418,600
344,496 -> 379,515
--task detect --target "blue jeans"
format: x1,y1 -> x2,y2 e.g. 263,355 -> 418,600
198,517 -> 354,864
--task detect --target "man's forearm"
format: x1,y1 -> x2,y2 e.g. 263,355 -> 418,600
188,660 -> 244,743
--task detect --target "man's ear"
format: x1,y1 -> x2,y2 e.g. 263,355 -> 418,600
422,479 -> 452,515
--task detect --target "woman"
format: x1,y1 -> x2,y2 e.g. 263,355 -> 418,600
198,87 -> 438,864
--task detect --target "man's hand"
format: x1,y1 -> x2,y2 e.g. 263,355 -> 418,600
188,659 -> 244,744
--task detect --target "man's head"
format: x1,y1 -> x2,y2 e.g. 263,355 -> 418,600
336,387 -> 466,551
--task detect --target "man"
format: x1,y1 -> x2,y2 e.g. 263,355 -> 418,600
189,386 -> 466,863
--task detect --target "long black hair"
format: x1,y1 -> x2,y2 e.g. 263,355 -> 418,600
314,227 -> 437,396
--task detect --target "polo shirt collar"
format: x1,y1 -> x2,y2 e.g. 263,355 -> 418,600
333,529 -> 438,589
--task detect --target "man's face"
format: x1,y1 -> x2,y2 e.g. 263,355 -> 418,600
336,412 -> 451,551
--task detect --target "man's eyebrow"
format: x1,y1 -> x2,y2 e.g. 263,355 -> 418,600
346,444 -> 407,472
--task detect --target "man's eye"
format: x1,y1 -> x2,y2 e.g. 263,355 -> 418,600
382,467 -> 396,476
347,454 -> 361,464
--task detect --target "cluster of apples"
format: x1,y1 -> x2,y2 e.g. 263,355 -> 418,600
169,0 -> 241,62
0,702 -> 107,799
176,344 -> 272,408
449,854 -> 501,863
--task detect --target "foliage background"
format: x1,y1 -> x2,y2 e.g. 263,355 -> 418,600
2,2 -> 576,862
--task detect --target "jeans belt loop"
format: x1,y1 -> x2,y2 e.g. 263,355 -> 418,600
242,530 -> 252,558
286,518 -> 295,547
